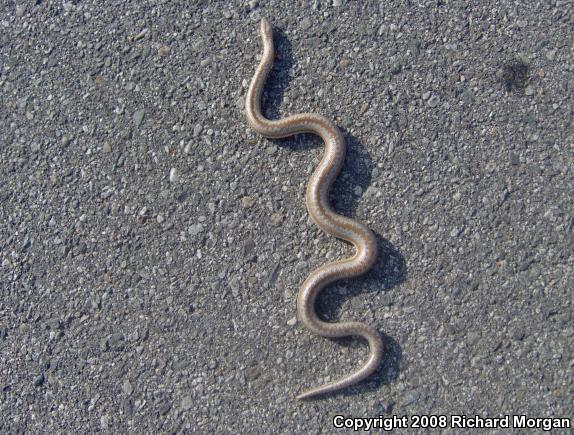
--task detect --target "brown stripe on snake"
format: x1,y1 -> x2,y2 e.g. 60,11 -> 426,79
245,17 -> 383,400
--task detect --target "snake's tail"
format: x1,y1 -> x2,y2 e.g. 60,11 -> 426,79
296,324 -> 383,400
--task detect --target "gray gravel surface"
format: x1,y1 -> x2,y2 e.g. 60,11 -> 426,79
1,0 -> 573,433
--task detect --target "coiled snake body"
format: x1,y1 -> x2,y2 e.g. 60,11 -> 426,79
245,18 -> 383,400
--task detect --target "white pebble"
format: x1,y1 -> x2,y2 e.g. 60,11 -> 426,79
169,168 -> 178,183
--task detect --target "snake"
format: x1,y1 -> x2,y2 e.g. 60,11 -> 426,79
245,17 -> 383,400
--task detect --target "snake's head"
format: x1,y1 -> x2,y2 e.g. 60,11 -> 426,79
260,17 -> 273,40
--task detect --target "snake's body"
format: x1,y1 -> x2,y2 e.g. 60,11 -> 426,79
245,18 -> 383,400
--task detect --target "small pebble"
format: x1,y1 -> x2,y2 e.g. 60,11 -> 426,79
181,396 -> 193,411
390,62 -> 402,75
134,28 -> 148,41
241,196 -> 256,208
339,58 -> 350,69
427,94 -> 440,107
34,373 -> 45,387
169,168 -> 178,183
158,45 -> 170,56
271,213 -> 283,226
188,223 -> 203,236
545,49 -> 556,61
107,333 -> 126,351
122,379 -> 133,395
133,109 -> 145,128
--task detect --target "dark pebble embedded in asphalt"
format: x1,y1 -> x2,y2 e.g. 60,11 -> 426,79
34,373 -> 45,387
107,333 -> 126,351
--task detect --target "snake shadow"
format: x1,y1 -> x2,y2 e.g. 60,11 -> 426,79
260,25 -> 407,398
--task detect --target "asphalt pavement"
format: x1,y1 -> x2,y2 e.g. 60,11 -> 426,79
1,0 -> 572,433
